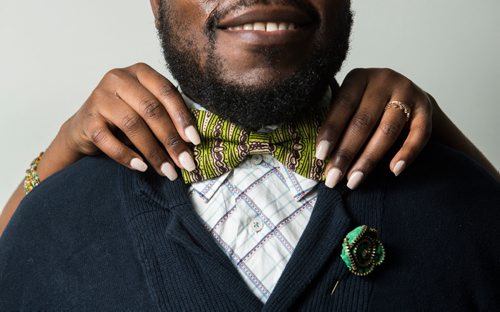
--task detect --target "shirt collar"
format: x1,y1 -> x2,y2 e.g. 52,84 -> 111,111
189,158 -> 319,203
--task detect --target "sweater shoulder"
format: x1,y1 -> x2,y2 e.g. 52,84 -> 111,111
1,156 -> 131,256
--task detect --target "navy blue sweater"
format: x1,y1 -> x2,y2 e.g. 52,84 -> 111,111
1,142 -> 499,311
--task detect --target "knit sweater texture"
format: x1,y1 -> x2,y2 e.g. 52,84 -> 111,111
1,142 -> 499,311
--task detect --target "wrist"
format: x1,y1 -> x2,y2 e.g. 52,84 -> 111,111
36,119 -> 85,181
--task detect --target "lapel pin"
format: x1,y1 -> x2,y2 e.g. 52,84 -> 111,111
341,225 -> 385,276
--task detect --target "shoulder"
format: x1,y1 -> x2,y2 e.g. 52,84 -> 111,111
361,142 -> 500,308
386,141 -> 499,206
1,156 -> 131,260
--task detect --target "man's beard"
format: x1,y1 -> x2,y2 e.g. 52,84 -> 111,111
158,1 -> 353,130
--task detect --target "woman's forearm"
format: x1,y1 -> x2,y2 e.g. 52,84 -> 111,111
0,122 -> 83,235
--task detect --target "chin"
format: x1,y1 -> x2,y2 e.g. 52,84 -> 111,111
222,67 -> 299,89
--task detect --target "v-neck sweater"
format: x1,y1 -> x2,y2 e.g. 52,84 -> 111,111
1,142 -> 499,311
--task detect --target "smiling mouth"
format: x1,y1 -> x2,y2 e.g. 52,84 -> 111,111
216,5 -> 316,32
225,22 -> 299,32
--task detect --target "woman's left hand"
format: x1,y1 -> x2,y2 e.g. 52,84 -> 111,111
316,68 -> 432,189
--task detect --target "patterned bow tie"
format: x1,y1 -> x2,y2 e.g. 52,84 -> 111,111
181,109 -> 327,184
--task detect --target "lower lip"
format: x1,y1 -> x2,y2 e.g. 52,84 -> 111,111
217,27 -> 313,46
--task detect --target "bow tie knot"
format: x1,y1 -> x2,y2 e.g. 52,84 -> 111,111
246,132 -> 275,155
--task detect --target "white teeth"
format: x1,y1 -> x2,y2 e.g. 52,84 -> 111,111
254,22 -> 266,31
228,22 -> 298,32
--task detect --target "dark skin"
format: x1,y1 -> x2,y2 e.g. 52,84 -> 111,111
1,0 -> 498,235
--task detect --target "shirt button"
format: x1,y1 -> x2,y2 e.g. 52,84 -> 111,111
252,219 -> 264,233
251,155 -> 263,165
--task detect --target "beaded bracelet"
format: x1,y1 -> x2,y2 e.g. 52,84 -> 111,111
23,152 -> 44,194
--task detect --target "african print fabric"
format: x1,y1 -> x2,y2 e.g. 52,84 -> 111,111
181,109 -> 327,183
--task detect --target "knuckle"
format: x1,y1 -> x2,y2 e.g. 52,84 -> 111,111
89,127 -> 107,144
145,149 -> 164,165
334,92 -> 356,110
104,68 -> 125,82
351,112 -> 373,132
381,122 -> 402,139
121,114 -> 142,132
400,78 -> 415,92
159,83 -> 178,98
176,111 -> 194,125
359,156 -> 377,172
141,99 -> 163,119
111,146 -> 127,162
346,68 -> 365,79
319,123 -> 339,139
378,68 -> 397,81
163,133 -> 183,149
413,123 -> 432,140
88,88 -> 109,104
335,149 -> 354,166
134,62 -> 148,69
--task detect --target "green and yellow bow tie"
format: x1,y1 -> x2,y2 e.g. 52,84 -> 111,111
181,109 -> 327,184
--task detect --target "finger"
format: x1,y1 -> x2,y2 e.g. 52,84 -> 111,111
98,96 -> 183,178
346,104 -> 408,189
113,74 -> 196,172
84,119 -> 151,173
129,63 -> 200,145
324,86 -> 390,188
390,96 -> 432,176
316,69 -> 368,161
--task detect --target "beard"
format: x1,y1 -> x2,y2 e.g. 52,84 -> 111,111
158,1 -> 353,130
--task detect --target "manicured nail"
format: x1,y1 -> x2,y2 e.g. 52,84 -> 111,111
325,168 -> 343,188
393,160 -> 406,176
161,162 -> 178,181
347,171 -> 364,190
315,140 -> 331,161
179,152 -> 196,171
130,158 -> 148,172
184,125 -> 201,145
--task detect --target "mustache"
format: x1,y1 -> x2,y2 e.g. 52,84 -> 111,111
206,0 -> 320,30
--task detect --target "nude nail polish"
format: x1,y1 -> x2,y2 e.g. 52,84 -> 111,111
130,158 -> 148,172
184,125 -> 201,145
347,171 -> 364,190
393,160 -> 406,176
315,140 -> 331,161
325,168 -> 343,188
179,152 -> 196,172
161,162 -> 178,181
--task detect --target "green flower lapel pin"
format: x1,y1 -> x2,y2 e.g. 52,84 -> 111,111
341,225 -> 385,276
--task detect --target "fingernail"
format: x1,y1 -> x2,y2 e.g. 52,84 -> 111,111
347,171 -> 364,190
161,162 -> 178,181
179,152 -> 196,171
315,140 -> 331,161
393,160 -> 406,176
325,168 -> 343,188
130,158 -> 148,172
184,125 -> 201,145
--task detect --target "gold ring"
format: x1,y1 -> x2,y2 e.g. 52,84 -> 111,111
384,101 -> 411,122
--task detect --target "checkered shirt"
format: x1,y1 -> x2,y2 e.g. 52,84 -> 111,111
189,154 -> 319,303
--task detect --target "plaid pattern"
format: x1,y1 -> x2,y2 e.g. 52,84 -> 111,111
189,154 -> 319,303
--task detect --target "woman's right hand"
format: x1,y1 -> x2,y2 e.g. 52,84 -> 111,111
63,62 -> 200,181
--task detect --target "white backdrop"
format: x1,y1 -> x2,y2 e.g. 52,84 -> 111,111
1,0 -> 499,210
